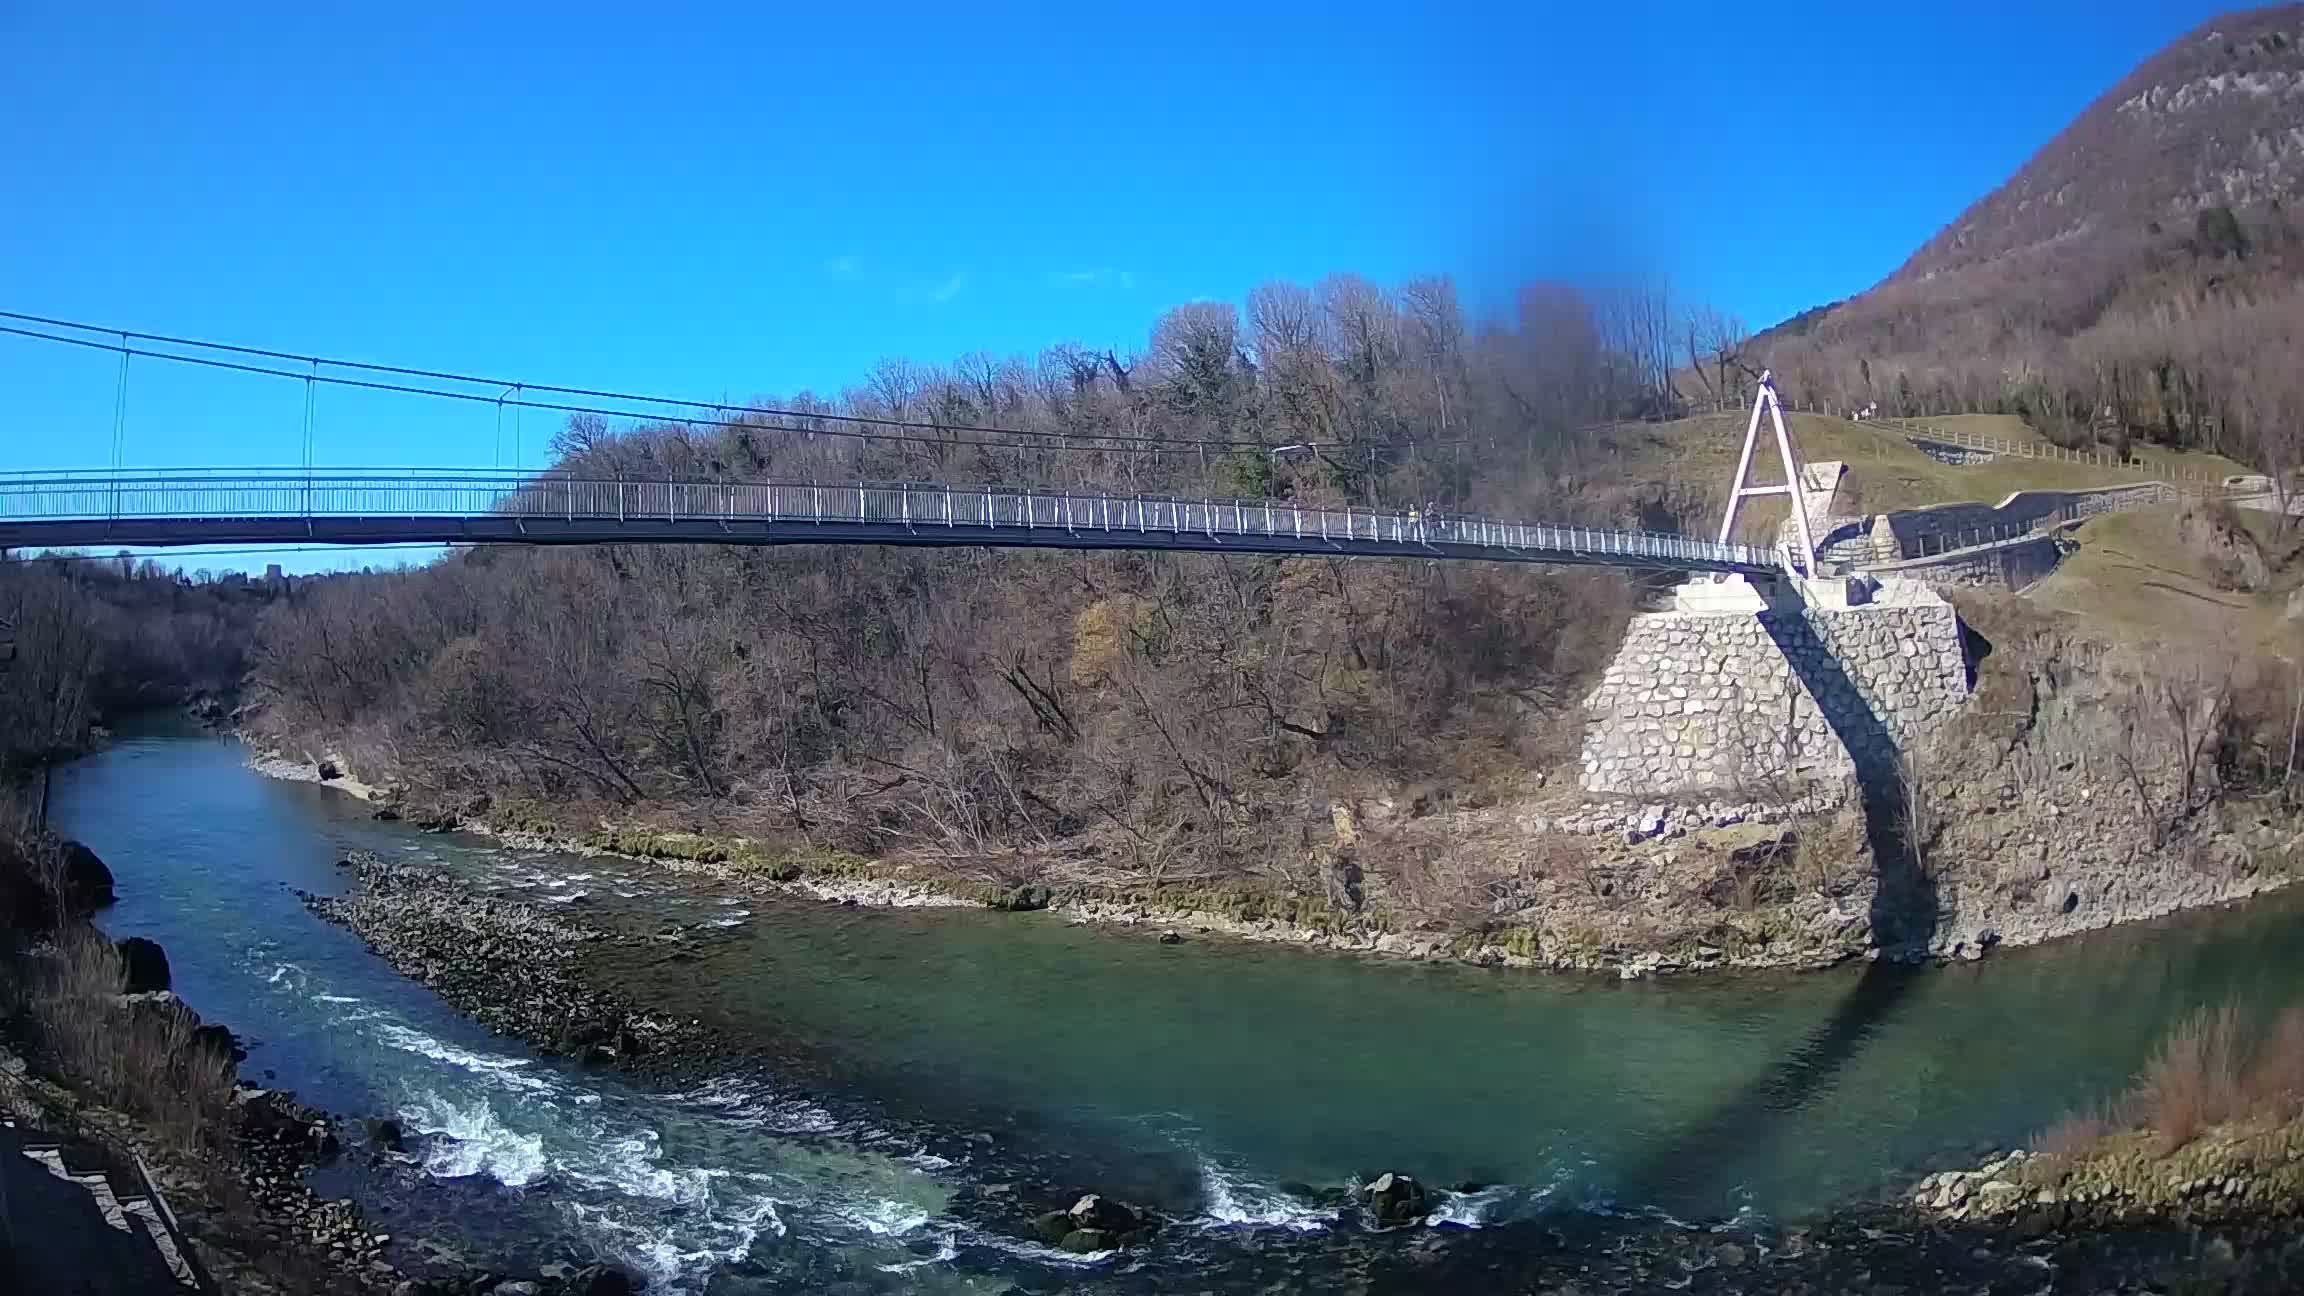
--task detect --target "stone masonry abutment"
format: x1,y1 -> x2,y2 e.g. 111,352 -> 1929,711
1580,578 -> 1970,800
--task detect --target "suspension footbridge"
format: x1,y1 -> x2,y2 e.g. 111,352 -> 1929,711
0,470 -> 1779,574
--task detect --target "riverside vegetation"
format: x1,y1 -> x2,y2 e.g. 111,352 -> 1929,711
0,810 -> 644,1293
240,488 -> 2304,976
1906,993 -> 2304,1291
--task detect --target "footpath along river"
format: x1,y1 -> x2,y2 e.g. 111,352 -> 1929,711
53,726 -> 2304,1292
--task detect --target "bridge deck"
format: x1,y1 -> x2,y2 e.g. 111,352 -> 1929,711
0,472 -> 1778,574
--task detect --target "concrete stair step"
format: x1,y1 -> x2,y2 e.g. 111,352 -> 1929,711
10,1131 -> 202,1290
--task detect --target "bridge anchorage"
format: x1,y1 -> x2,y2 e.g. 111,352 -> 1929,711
1583,372 -> 1971,862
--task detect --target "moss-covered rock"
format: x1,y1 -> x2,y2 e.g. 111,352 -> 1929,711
1030,1211 -> 1072,1245
975,883 -> 1054,911
1917,1121 -> 2304,1229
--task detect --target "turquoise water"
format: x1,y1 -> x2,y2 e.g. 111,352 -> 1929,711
55,729 -> 2304,1291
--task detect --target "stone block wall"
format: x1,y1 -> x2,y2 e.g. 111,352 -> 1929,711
1580,594 -> 1969,798
1866,532 -> 2065,592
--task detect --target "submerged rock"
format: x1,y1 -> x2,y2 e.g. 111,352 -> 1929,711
559,1266 -> 638,1296
366,1117 -> 405,1152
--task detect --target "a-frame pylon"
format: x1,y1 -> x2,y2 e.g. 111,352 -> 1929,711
1715,370 -> 1815,575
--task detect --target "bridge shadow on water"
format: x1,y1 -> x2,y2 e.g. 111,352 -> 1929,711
1610,590 -> 1943,1215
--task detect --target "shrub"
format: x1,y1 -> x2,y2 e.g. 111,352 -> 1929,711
2134,1003 -> 2246,1153
2243,1003 -> 2304,1120
2032,1106 -> 2114,1161
2036,999 -> 2304,1160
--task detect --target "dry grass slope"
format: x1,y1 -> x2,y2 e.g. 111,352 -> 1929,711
2028,506 -> 2304,652
1599,410 -> 2253,544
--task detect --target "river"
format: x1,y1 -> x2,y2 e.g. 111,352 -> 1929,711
54,727 -> 2304,1292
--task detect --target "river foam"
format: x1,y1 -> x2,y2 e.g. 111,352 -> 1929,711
372,1022 -> 560,1095
401,1088 -> 551,1186
1197,1159 -> 1339,1232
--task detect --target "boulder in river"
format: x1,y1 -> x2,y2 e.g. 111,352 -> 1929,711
1031,1211 -> 1073,1245
317,759 -> 342,781
1059,1229 -> 1111,1254
117,936 -> 171,993
58,839 -> 115,912
1362,1171 -> 1429,1226
1068,1193 -> 1143,1234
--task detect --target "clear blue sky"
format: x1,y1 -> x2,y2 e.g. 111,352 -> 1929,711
0,0 -> 2252,568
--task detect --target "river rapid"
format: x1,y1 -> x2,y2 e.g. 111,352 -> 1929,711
55,727 -> 2304,1292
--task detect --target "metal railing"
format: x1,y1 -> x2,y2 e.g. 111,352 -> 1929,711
0,469 -> 1779,572
1866,417 -> 2217,482
1861,481 -> 2205,567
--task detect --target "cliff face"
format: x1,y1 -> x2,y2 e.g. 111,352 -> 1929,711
1908,595 -> 2299,957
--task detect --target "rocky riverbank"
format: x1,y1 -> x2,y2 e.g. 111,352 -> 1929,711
300,854 -> 713,1075
1913,1122 -> 2304,1231
251,736 -> 2301,985
360,789 -> 1878,980
0,973 -> 643,1296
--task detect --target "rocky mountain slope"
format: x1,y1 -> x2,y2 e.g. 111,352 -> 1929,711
1754,7 -> 2304,460
1897,6 -> 2304,283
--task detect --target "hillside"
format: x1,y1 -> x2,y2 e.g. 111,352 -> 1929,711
1592,408 -> 2251,543
1750,6 -> 2304,475
1897,6 -> 2304,283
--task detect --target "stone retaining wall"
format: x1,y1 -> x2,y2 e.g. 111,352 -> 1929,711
1865,532 -> 2065,592
1580,589 -> 1970,798
1908,438 -> 1999,466
1877,483 -> 2176,558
